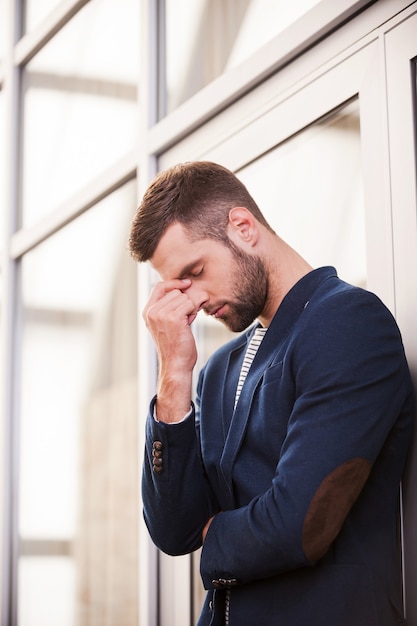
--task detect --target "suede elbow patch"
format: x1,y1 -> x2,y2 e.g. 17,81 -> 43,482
302,457 -> 371,562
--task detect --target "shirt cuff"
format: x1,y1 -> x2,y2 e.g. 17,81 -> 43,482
153,404 -> 193,424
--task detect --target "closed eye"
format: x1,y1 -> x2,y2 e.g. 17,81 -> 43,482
177,261 -> 204,280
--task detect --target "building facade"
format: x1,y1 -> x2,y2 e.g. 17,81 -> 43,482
0,1 -> 416,624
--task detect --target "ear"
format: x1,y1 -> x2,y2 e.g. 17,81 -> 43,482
227,207 -> 258,248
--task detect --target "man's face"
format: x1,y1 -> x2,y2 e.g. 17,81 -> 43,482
150,222 -> 268,332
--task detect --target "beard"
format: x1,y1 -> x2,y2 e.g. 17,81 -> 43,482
218,245 -> 269,332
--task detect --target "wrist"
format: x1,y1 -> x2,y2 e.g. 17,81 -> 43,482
155,395 -> 192,424
156,374 -> 192,423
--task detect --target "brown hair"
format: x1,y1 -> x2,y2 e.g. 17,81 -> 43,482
128,161 -> 273,262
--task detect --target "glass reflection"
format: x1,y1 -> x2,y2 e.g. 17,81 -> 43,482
21,0 -> 139,227
238,101 -> 366,288
19,181 -> 139,626
164,0 -> 321,114
23,0 -> 64,33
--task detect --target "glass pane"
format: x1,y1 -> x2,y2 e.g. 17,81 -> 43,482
164,0 -> 321,114
23,0 -> 63,33
238,100 -> 366,288
19,558 -> 75,626
21,0 -> 139,227
19,181 -> 139,625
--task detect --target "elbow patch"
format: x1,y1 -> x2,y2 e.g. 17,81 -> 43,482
302,457 -> 371,562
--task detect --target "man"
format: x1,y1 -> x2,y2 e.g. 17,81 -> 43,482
129,161 -> 414,626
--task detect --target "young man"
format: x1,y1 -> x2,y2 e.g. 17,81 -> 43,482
129,161 -> 414,626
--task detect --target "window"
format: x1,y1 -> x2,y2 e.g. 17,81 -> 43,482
21,0 -> 139,227
238,101 -> 365,287
163,0 -> 322,114
19,182 -> 139,626
24,0 -> 66,33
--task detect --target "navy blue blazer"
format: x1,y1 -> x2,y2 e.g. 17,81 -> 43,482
142,267 -> 414,626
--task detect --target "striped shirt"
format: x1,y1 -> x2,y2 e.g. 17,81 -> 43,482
234,327 -> 268,410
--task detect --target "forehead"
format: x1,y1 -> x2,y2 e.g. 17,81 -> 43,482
150,222 -> 227,279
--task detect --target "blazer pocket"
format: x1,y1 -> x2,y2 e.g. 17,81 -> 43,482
262,361 -> 283,386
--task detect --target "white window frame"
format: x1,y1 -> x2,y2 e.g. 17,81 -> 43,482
384,11 -> 417,625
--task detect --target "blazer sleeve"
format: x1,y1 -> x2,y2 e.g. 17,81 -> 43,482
142,398 -> 220,555
199,289 -> 414,588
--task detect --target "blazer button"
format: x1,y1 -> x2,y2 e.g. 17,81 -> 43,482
211,578 -> 238,588
152,441 -> 164,474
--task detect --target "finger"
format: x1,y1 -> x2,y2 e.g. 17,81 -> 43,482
144,289 -> 196,327
155,292 -> 195,319
154,294 -> 199,328
144,282 -> 183,316
150,278 -> 191,302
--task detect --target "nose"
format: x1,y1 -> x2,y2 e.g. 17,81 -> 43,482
185,282 -> 209,313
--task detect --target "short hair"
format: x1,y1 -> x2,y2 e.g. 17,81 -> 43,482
128,161 -> 273,262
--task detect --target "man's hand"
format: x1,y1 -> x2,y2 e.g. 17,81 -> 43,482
143,278 -> 197,370
143,279 -> 197,422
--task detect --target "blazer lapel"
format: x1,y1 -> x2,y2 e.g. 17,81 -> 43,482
220,341 -> 245,439
219,329 -> 276,490
217,267 -> 338,498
